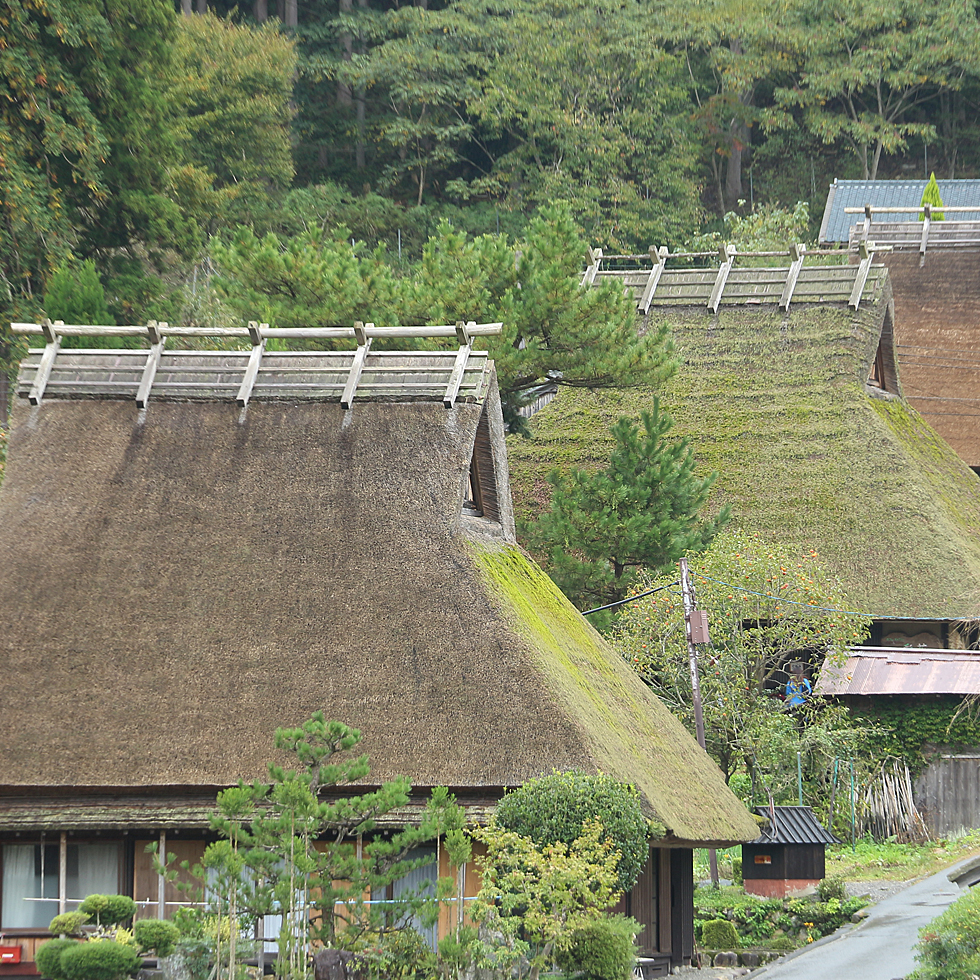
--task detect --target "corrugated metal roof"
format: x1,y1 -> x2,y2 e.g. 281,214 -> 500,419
750,806 -> 840,845
816,647 -> 980,696
819,179 -> 980,242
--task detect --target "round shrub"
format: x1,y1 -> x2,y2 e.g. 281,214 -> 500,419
495,771 -> 648,892
132,920 -> 180,958
817,874 -> 846,902
731,857 -> 742,886
77,896 -> 136,928
555,915 -> 639,980
35,939 -> 80,980
701,919 -> 740,950
58,940 -> 141,980
49,912 -> 90,937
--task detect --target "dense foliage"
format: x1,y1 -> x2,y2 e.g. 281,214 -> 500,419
911,884 -> 980,980
494,770 -> 650,892
614,531 -> 876,811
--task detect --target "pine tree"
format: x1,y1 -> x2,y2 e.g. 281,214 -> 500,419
920,172 -> 945,221
523,400 -> 729,613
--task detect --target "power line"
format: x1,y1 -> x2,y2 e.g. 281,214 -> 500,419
582,582 -> 678,616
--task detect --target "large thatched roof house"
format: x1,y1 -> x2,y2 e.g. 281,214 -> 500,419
512,250 -> 980,633
0,321 -> 755,975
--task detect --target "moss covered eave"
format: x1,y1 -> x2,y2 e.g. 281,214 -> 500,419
466,538 -> 758,847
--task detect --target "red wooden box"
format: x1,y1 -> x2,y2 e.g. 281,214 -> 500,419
0,948 -> 22,964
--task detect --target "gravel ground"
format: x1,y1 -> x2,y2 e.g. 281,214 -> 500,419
668,880 -> 916,979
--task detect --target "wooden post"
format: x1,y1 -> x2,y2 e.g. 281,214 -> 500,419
59,833 -> 68,915
158,831 -> 167,919
680,559 -> 719,887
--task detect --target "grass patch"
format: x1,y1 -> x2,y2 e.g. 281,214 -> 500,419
826,831 -> 980,882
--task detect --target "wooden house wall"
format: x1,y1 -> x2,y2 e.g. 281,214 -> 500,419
133,840 -> 205,918
915,754 -> 980,837
742,844 -> 825,881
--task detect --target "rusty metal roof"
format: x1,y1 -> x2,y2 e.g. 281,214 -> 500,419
749,806 -> 840,845
816,647 -> 980,695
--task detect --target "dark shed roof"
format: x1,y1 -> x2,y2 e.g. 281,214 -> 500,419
750,806 -> 840,845
820,179 -> 980,242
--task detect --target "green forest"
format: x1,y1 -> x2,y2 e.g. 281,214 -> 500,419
3,0 -> 980,362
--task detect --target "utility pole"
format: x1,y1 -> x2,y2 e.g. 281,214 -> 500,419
680,558 -> 720,887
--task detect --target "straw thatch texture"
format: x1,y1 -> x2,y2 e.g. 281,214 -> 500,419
508,277 -> 980,619
0,378 -> 756,846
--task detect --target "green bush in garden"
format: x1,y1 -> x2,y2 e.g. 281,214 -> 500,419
701,919 -> 740,950
555,915 -> 640,980
58,941 -> 141,980
77,896 -> 136,929
34,939 -> 80,980
132,920 -> 180,958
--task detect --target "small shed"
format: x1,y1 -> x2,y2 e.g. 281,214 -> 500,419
742,806 -> 840,898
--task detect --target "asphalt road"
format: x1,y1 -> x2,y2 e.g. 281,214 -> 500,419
751,859 -> 973,980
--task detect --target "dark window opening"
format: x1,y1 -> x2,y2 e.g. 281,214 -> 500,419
463,405 -> 500,522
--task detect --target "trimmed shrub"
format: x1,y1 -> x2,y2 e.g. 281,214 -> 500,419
35,939 -> 80,980
818,875 -> 846,902
731,857 -> 742,886
701,919 -> 740,950
495,771 -> 649,891
58,941 -> 141,980
132,920 -> 180,958
911,885 -> 980,980
77,896 -> 136,928
555,915 -> 640,980
49,912 -> 90,937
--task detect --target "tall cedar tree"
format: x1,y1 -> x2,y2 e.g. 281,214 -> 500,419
920,172 -> 945,220
524,401 -> 728,613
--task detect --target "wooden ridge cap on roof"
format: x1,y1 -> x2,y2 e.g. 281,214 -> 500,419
580,243 -> 887,314
12,319 -> 503,410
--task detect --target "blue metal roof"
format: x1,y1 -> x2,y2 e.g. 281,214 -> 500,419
819,179 -> 980,242
749,805 -> 840,845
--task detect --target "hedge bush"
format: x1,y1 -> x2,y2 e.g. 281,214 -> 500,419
701,919 -> 740,950
58,941 -> 140,980
495,771 -> 649,891
132,920 -> 180,958
555,915 -> 640,980
77,896 -> 136,928
35,939 -> 79,980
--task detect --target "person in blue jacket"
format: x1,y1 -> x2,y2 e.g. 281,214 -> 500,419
785,663 -> 812,708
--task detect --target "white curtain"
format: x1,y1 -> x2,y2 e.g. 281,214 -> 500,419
70,844 -> 120,906
1,845 -> 48,928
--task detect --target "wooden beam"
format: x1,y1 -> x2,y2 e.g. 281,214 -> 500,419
59,832 -> 67,915
136,328 -> 167,408
444,343 -> 472,409
638,247 -> 668,314
29,320 -> 62,406
341,334 -> 373,409
158,830 -> 167,919
707,245 -> 736,313
919,206 -> 932,260
779,244 -> 806,311
582,247 -> 603,285
237,325 -> 268,407
849,240 -> 874,310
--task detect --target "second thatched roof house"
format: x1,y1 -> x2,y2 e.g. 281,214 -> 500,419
0,320 -> 756,977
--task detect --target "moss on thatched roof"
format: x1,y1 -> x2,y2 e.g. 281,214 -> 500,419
0,371 -> 755,846
508,275 -> 980,619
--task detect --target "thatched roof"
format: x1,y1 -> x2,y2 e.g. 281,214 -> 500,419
508,268 -> 980,619
0,353 -> 756,847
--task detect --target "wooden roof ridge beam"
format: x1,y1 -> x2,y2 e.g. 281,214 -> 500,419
708,245 -> 736,314
341,323 -> 373,410
236,321 -> 269,408
444,321 -> 476,409
136,322 -> 168,409
638,246 -> 669,314
582,246 -> 603,285
779,244 -> 807,312
919,205 -> 932,262
28,319 -> 63,406
849,240 -> 876,311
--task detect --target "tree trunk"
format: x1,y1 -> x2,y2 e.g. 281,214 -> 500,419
355,0 -> 367,170
181,0 -> 192,13
337,0 -> 353,107
285,0 -> 297,25
254,0 -> 268,20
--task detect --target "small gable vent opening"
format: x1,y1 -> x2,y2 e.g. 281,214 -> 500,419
464,404 -> 500,522
868,303 -> 899,393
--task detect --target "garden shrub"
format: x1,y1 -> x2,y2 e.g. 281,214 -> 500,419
495,771 -> 649,891
701,919 -> 740,950
35,939 -> 79,980
731,857 -> 742,886
911,885 -> 980,980
58,940 -> 141,980
77,896 -> 136,928
818,875 -> 846,902
364,928 -> 435,980
49,912 -> 90,937
132,920 -> 180,958
555,915 -> 640,980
